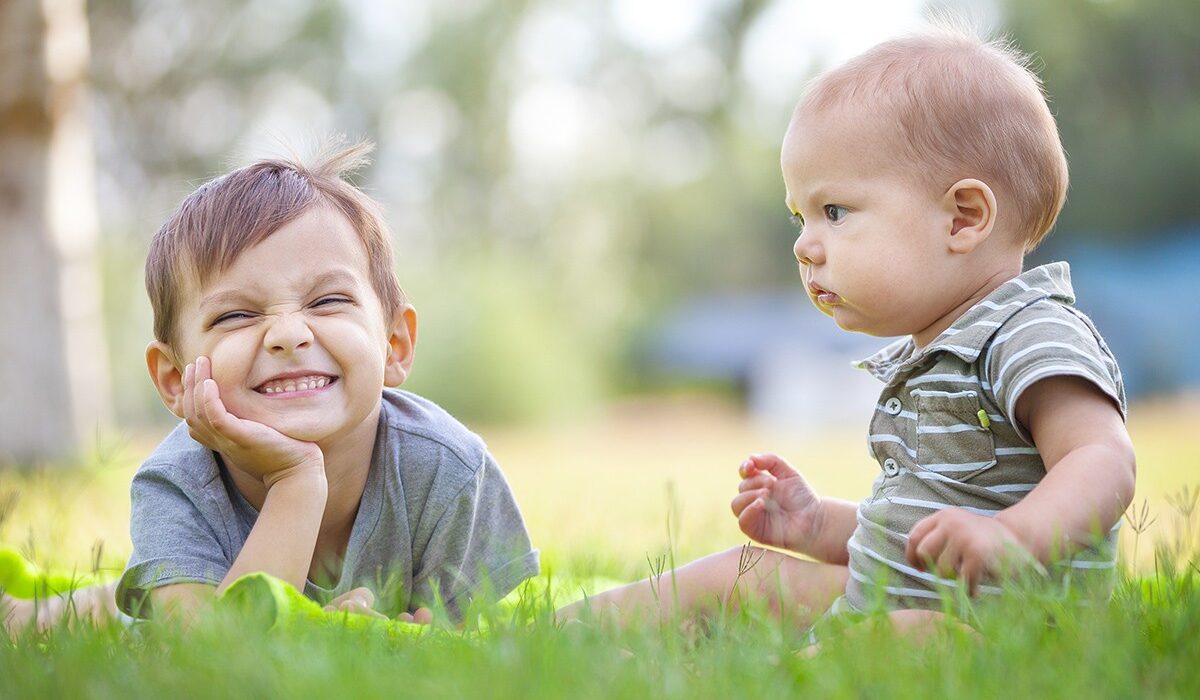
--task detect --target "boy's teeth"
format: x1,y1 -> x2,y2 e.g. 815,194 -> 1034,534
262,376 -> 329,393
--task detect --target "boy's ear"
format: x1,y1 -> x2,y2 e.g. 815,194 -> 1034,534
383,305 -> 418,387
943,178 -> 997,254
146,341 -> 186,418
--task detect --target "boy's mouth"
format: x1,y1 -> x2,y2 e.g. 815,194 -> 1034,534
254,373 -> 338,395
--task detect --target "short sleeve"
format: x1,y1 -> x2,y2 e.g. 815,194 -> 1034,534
986,302 -> 1126,442
116,464 -> 231,618
410,453 -> 539,620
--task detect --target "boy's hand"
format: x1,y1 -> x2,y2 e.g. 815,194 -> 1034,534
322,588 -> 432,624
905,508 -> 1038,595
730,454 -> 824,553
184,356 -> 324,487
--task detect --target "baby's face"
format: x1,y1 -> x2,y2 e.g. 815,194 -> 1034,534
168,205 -> 406,445
781,104 -> 962,340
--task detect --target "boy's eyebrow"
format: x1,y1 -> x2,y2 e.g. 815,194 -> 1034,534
198,269 -> 362,313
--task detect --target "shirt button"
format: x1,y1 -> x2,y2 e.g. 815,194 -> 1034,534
884,398 -> 903,415
883,458 -> 900,476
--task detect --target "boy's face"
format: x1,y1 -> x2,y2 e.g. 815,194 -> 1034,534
780,104 -> 966,340
151,205 -> 414,446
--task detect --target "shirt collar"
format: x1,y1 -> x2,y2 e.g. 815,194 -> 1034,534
854,262 -> 1076,384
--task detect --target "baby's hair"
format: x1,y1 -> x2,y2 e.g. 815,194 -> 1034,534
800,24 -> 1068,250
145,140 -> 405,352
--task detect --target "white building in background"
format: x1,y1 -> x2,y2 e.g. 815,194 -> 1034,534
645,292 -> 888,436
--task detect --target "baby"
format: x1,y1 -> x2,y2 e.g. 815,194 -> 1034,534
561,27 -> 1135,630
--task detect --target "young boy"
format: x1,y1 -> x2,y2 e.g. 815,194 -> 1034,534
111,143 -> 540,622
560,28 -> 1135,628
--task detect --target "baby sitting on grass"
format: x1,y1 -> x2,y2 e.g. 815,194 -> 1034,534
560,25 -> 1136,635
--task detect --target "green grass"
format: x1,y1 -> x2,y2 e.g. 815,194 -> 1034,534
1,396 -> 1199,696
2,565 -> 1199,698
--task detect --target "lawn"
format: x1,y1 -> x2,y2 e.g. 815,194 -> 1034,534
1,394 -> 1198,697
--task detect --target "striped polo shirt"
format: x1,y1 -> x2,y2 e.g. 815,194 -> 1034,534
842,262 -> 1126,612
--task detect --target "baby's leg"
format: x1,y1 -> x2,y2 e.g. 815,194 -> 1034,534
558,545 -> 847,628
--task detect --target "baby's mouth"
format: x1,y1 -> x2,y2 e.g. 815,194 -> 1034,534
808,282 -> 841,305
255,375 -> 337,395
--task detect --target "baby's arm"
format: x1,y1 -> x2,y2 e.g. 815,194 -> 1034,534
906,377 -> 1134,591
994,375 -> 1135,560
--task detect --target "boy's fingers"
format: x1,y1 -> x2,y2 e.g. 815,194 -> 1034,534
905,516 -> 938,566
412,607 -> 433,625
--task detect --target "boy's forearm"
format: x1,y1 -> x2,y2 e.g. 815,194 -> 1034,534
217,469 -> 328,594
810,497 -> 858,565
996,443 -> 1135,563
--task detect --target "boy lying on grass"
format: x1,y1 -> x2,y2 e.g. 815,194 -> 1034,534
560,26 -> 1137,636
4,143 -> 539,632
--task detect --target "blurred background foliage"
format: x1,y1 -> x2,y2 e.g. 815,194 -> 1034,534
66,0 -> 1200,428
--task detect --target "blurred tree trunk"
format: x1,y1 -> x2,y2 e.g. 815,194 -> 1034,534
0,0 -> 110,464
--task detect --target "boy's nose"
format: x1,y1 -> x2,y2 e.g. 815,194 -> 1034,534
263,313 -> 314,354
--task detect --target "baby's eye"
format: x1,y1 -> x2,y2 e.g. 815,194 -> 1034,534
823,204 -> 849,224
789,212 -> 805,232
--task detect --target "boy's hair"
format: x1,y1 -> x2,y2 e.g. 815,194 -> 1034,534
801,26 -> 1068,250
146,141 -> 405,350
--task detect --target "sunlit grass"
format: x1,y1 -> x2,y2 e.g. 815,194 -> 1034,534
1,394 -> 1197,580
1,395 -> 1198,696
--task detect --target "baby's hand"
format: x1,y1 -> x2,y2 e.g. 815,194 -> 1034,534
183,356 -> 324,487
905,508 -> 1038,595
730,453 -> 824,553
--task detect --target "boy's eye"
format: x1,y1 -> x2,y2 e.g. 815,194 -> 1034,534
824,204 -> 849,223
789,212 -> 805,232
313,296 -> 351,308
212,311 -> 253,325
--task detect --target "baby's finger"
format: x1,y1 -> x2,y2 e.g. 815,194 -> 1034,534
736,497 -> 768,536
748,453 -> 799,480
960,557 -> 984,597
908,524 -> 946,571
738,459 -> 759,479
737,473 -> 775,493
934,538 -> 963,580
412,607 -> 433,625
730,489 -> 766,517
904,516 -> 938,566
397,612 -> 413,622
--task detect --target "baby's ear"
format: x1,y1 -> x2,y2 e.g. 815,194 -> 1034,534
943,178 -> 997,254
383,305 -> 418,387
146,341 -> 186,418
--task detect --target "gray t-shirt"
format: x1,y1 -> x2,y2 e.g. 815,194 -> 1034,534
117,389 -> 539,621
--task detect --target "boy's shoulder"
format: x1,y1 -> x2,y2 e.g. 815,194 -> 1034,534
376,388 -> 491,478
135,422 -> 223,491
